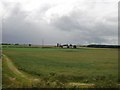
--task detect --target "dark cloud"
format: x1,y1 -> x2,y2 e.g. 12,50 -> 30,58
2,5 -> 43,44
2,1 -> 118,45
50,8 -> 117,44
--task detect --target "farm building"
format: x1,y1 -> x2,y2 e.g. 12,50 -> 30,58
57,43 -> 77,48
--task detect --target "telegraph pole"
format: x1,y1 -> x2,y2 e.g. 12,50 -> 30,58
42,39 -> 44,48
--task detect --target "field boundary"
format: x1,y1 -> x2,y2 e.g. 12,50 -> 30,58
3,55 -> 26,78
2,55 -> 41,88
2,54 -> 98,88
2,54 -> 119,88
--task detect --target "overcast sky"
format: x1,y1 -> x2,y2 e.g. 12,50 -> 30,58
0,0 -> 119,45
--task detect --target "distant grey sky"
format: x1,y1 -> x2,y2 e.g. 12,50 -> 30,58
0,0 -> 118,45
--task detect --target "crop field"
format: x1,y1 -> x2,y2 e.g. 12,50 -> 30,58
2,47 -> 118,88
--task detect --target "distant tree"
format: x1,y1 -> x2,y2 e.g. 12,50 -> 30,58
67,46 -> 69,48
70,44 -> 72,46
57,43 -> 59,47
29,44 -> 31,46
73,45 -> 76,48
69,44 -> 72,48
60,45 -> 63,48
15,43 -> 19,45
2,43 -> 11,45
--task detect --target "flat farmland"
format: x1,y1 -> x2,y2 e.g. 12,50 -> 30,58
2,47 -> 118,88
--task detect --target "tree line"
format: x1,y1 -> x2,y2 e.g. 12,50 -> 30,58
87,44 -> 120,48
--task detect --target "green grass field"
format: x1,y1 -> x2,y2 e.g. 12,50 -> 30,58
2,47 -> 118,88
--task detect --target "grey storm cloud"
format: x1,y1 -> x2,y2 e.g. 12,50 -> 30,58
3,5 -> 43,44
50,9 -> 118,44
51,10 -> 93,32
2,0 -> 118,45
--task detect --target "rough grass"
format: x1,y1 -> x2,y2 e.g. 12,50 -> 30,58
0,58 -> 2,89
2,47 -> 118,88
2,55 -> 33,88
